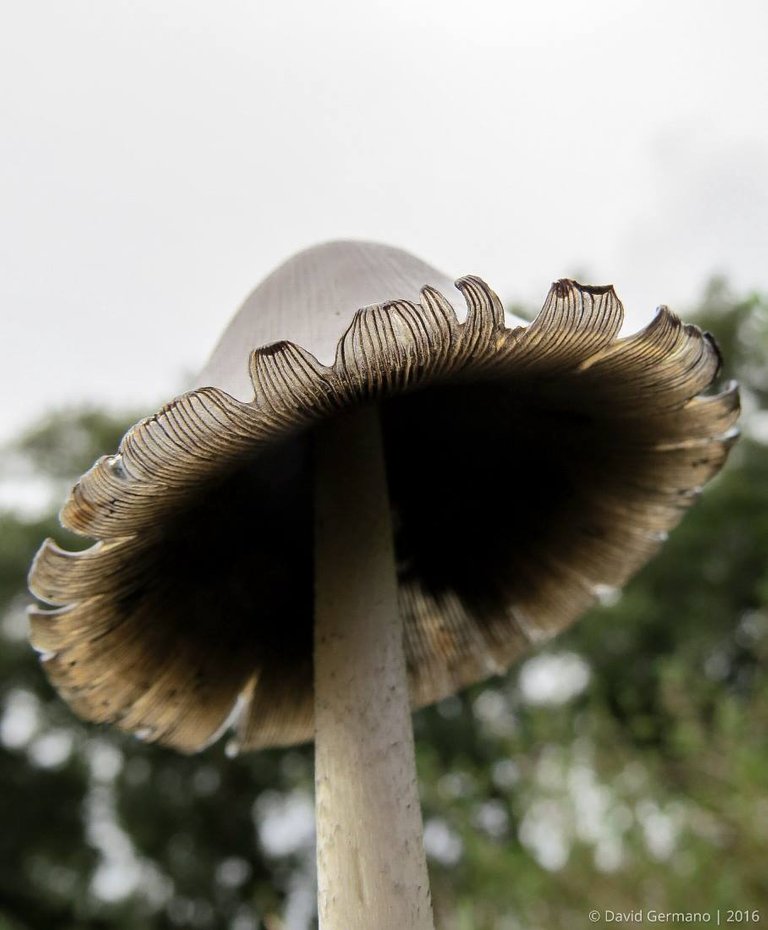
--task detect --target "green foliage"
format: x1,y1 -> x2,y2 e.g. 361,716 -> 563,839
11,408 -> 139,482
1,282 -> 767,928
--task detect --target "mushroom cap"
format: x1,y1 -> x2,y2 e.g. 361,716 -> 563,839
28,241 -> 739,752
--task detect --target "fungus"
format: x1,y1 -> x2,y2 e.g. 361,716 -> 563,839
29,241 -> 738,928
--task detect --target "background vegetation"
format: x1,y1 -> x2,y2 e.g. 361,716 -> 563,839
1,281 -> 766,929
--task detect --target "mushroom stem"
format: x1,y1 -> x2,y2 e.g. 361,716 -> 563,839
313,405 -> 435,930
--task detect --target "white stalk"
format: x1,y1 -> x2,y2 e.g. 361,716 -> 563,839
314,405 -> 435,930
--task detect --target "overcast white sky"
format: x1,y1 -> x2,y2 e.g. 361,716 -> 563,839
1,0 -> 766,441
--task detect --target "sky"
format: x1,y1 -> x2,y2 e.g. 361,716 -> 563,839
1,0 -> 767,442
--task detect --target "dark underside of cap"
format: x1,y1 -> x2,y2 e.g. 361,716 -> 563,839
28,278 -> 739,752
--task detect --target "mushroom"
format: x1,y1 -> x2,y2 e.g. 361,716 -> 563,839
28,241 -> 738,929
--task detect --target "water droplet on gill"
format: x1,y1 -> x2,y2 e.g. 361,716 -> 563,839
593,584 -> 621,607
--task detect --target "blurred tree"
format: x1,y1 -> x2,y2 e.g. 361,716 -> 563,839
0,411 -> 310,929
1,283 -> 766,929
417,282 -> 768,927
